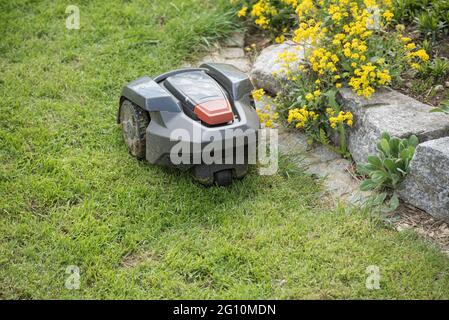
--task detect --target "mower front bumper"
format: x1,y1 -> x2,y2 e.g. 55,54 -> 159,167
145,100 -> 260,184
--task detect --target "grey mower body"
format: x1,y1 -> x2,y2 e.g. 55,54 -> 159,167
118,63 -> 260,186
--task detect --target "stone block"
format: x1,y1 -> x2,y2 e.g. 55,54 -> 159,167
250,41 -> 305,94
338,88 -> 449,164
399,137 -> 449,222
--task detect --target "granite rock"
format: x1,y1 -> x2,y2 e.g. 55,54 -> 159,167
250,41 -> 305,94
399,137 -> 449,222
338,87 -> 449,164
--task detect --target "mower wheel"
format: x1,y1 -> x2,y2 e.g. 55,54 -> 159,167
214,170 -> 233,187
119,100 -> 150,160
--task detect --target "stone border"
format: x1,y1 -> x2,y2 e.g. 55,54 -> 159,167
337,88 -> 449,165
250,41 -> 449,223
183,32 -> 251,73
190,32 -> 449,252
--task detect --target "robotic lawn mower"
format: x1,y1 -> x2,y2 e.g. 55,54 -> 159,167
118,63 -> 260,186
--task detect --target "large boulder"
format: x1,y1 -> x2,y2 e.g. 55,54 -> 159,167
399,137 -> 449,222
250,41 -> 305,94
337,87 -> 449,164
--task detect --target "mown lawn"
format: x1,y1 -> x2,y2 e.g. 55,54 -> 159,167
1,0 -> 448,299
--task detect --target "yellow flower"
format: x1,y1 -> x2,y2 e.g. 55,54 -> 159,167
252,88 -> 265,101
258,106 -> 278,128
296,0 -> 314,16
406,43 -> 416,50
275,35 -> 285,43
413,49 -> 429,62
255,16 -> 269,28
377,70 -> 391,85
329,111 -> 353,129
382,10 -> 394,22
237,6 -> 248,18
401,37 -> 411,43
232,0 -> 408,131
288,106 -> 316,130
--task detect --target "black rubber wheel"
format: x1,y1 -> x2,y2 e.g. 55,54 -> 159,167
214,170 -> 233,187
119,100 -> 150,160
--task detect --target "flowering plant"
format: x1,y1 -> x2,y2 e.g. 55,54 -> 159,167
236,0 -> 430,155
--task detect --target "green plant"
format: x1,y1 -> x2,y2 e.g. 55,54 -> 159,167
393,0 -> 449,39
430,100 -> 449,114
358,132 -> 418,191
236,0 -> 429,156
429,58 -> 449,78
363,191 -> 400,216
415,11 -> 447,40
419,38 -> 431,53
419,57 -> 449,79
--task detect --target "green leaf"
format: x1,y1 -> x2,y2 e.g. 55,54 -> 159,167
357,164 -> 371,175
378,138 -> 391,155
408,135 -> 419,147
323,89 -> 339,108
360,132 -> 414,192
388,194 -> 400,211
389,138 -> 400,156
390,174 -> 400,187
373,192 -> 388,206
400,148 -> 411,161
367,155 -> 383,168
398,141 -> 406,152
408,146 -> 416,157
319,128 -> 330,145
360,179 -> 378,191
382,194 -> 400,213
371,170 -> 387,184
341,61 -> 353,72
381,132 -> 391,141
430,103 -> 449,114
383,158 -> 396,172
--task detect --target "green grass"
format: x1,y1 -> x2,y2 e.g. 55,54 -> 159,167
1,0 -> 449,299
